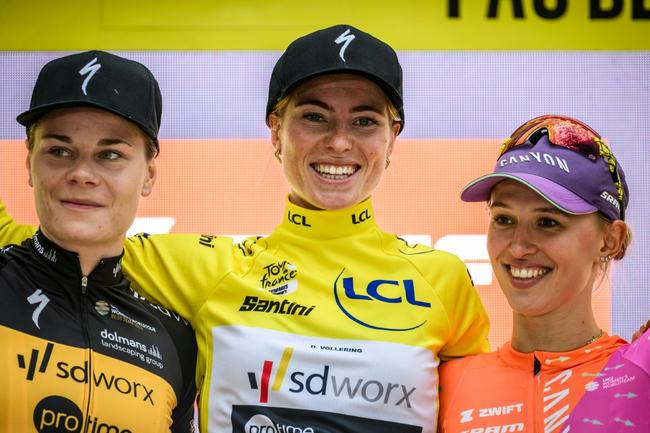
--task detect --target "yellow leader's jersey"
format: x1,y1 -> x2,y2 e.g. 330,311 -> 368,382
1,198 -> 490,433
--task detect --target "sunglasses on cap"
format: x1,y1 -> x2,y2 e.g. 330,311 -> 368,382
499,115 -> 625,220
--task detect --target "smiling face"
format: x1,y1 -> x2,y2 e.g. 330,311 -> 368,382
27,106 -> 156,257
268,73 -> 400,210
487,180 -> 612,320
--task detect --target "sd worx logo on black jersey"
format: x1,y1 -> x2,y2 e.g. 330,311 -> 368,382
247,347 -> 416,408
16,343 -> 156,405
333,269 -> 431,331
18,342 -> 54,381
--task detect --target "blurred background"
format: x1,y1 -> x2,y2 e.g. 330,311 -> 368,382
1,0 -> 648,345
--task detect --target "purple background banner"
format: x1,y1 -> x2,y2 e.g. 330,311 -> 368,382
1,51 -> 647,338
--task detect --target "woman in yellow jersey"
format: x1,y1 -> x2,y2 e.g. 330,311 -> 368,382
1,26 -> 489,433
438,115 -> 649,432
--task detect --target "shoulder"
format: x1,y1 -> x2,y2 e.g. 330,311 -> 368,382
440,351 -> 498,378
0,243 -> 30,270
620,328 -> 650,376
381,234 -> 469,275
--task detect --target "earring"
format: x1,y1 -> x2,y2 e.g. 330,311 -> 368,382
599,255 -> 612,262
385,157 -> 391,168
274,148 -> 282,163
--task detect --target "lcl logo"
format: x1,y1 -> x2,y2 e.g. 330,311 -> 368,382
334,272 -> 430,331
351,209 -> 371,224
342,278 -> 431,308
288,211 -> 311,227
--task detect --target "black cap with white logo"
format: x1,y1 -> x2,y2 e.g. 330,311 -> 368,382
17,50 -> 162,148
266,24 -> 404,132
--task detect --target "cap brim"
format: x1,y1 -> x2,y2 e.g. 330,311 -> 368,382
460,172 -> 598,215
17,100 -> 159,145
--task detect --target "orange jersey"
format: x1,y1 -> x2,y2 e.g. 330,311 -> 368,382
439,331 -> 650,432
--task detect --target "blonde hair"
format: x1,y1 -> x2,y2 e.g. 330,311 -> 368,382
271,87 -> 402,126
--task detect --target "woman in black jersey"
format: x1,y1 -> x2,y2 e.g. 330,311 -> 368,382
0,51 -> 197,433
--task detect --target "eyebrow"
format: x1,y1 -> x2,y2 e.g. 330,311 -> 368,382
490,200 -> 563,214
40,134 -> 132,146
294,99 -> 384,115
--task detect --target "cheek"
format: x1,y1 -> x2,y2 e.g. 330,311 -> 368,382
486,230 -> 502,261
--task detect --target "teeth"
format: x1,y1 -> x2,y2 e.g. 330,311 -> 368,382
313,164 -> 357,179
509,266 -> 549,279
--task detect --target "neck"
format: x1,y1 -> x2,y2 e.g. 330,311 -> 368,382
511,309 -> 602,352
40,228 -> 124,276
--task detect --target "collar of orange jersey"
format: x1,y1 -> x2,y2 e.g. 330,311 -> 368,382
279,197 -> 377,240
497,334 -> 626,372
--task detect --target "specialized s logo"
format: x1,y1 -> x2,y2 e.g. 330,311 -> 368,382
334,29 -> 356,62
259,261 -> 298,295
79,57 -> 101,95
27,289 -> 50,329
333,269 -> 431,331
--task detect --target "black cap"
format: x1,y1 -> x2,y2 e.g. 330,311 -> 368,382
266,24 -> 404,132
17,50 -> 162,149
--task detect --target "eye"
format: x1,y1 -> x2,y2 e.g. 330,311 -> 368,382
48,147 -> 71,157
492,213 -> 513,226
354,117 -> 379,127
303,112 -> 325,122
537,217 -> 558,228
98,150 -> 122,161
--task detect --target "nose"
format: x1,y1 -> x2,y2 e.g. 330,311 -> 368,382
65,157 -> 100,186
326,124 -> 353,153
509,224 -> 537,258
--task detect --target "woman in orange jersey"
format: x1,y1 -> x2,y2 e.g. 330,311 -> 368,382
438,115 -> 649,433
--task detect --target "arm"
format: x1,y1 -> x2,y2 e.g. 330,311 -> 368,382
123,233 -> 232,320
2,196 -> 227,320
433,252 -> 491,360
0,200 -> 36,246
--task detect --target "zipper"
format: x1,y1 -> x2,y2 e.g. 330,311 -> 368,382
80,273 -> 93,433
533,355 -> 541,433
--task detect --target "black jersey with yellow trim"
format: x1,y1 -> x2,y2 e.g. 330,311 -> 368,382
0,231 -> 197,433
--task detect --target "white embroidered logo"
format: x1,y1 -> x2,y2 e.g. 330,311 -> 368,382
27,289 -> 50,329
334,29 -> 356,62
78,57 -> 101,95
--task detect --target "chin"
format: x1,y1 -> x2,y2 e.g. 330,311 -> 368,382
313,193 -> 359,210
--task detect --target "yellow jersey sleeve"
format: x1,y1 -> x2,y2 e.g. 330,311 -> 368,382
435,253 -> 491,359
404,246 -> 490,360
124,233 -> 233,320
0,200 -> 36,246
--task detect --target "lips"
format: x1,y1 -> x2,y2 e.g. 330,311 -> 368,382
61,198 -> 103,210
311,163 -> 359,180
507,265 -> 551,279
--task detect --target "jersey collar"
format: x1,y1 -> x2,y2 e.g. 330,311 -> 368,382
279,197 -> 377,240
497,334 -> 626,372
30,230 -> 125,288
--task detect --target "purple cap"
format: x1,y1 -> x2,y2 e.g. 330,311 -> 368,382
460,134 -> 628,221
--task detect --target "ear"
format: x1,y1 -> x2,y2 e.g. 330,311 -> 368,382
268,113 -> 282,156
141,159 -> 157,197
386,122 -> 400,159
600,220 -> 627,259
25,141 -> 33,188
